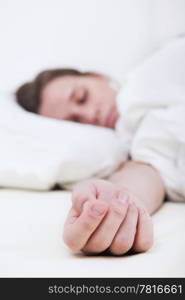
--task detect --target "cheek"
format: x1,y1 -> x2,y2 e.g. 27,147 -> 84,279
93,89 -> 107,104
89,84 -> 113,108
48,106 -> 62,119
39,101 -> 61,119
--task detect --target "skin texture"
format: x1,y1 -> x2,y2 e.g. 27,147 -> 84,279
39,75 -> 119,129
63,162 -> 165,255
37,74 -> 165,255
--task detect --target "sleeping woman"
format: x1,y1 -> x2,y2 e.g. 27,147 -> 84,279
15,40 -> 185,255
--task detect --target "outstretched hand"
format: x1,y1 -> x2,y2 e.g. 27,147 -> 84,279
63,179 -> 153,255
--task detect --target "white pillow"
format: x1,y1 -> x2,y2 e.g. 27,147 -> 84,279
0,94 -> 126,190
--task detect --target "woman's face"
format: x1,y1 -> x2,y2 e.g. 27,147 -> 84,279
38,75 -> 119,129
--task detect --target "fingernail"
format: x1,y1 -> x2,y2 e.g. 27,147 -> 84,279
90,203 -> 106,217
118,194 -> 129,204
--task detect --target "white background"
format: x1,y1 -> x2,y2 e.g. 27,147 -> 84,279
0,0 -> 185,93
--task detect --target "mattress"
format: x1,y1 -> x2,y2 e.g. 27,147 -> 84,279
0,188 -> 185,277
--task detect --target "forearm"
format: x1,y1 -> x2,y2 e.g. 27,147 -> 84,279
107,160 -> 165,214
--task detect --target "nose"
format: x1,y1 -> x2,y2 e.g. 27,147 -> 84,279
72,106 -> 98,125
85,108 -> 99,125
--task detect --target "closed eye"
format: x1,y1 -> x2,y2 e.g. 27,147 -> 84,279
77,90 -> 88,105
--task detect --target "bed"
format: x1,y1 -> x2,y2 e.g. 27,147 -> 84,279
0,188 -> 184,277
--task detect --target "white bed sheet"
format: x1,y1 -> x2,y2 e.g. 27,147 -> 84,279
0,189 -> 185,277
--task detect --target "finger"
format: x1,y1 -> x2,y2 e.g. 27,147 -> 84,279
82,195 -> 129,254
63,200 -> 108,251
132,208 -> 154,252
93,179 -> 118,202
71,181 -> 97,214
63,206 -> 80,226
109,203 -> 138,255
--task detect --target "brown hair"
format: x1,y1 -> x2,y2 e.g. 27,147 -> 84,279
15,68 -> 99,113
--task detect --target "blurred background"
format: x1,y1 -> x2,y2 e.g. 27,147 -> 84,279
0,0 -> 185,93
